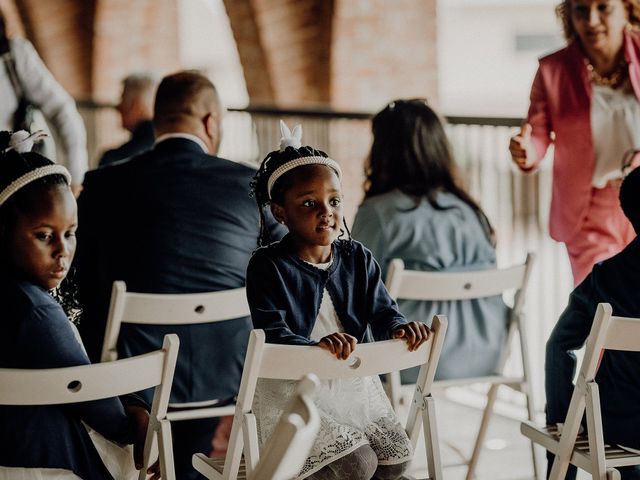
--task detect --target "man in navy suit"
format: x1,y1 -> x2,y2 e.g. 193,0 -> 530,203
546,167 -> 640,480
75,71 -> 280,479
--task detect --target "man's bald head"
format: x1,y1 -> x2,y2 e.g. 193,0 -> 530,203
153,71 -> 223,154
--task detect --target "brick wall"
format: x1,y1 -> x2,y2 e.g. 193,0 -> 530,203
224,0 -> 334,106
331,0 -> 438,111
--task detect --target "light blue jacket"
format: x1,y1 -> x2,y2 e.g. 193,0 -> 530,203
352,189 -> 508,380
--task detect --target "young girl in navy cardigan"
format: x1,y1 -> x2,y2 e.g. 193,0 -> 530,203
246,122 -> 431,480
0,131 -> 158,480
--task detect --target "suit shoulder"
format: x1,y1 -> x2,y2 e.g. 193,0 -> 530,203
214,156 -> 258,176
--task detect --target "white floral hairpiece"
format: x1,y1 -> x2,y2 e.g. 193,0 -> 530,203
267,120 -> 342,199
4,130 -> 48,154
279,120 -> 302,151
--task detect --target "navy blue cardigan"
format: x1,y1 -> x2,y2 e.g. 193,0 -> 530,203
246,236 -> 407,345
0,278 -> 144,479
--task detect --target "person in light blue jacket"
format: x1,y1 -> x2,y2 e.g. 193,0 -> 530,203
352,99 -> 508,381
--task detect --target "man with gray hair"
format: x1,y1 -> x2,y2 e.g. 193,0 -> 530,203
98,72 -> 158,167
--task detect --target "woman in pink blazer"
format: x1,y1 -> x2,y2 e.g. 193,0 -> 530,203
510,0 -> 640,286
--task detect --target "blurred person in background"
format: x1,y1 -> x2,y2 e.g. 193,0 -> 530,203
0,8 -> 87,194
510,0 -> 640,286
98,73 -> 158,167
353,99 -> 507,384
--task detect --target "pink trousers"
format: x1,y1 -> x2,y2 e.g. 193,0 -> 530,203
565,185 -> 635,286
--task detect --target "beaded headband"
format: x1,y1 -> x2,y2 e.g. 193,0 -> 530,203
266,121 -> 342,199
0,164 -> 71,206
0,130 -> 72,206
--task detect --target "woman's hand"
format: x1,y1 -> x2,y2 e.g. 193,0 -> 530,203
509,123 -> 537,170
393,322 -> 431,351
318,332 -> 357,359
124,405 -> 152,471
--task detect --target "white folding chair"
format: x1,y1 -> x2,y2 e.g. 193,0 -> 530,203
196,316 -> 448,480
521,303 -> 640,480
101,280 -> 250,421
0,334 -> 179,480
193,373 -> 321,480
384,253 -> 537,480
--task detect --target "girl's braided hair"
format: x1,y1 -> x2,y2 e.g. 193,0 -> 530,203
250,122 -> 352,252
0,130 -> 81,322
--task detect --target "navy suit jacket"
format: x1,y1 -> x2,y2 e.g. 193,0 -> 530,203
98,120 -> 155,167
546,236 -> 640,448
75,137 -> 279,404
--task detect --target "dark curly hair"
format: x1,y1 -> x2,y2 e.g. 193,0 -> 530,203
0,132 -> 82,322
365,99 -> 495,246
250,144 -> 352,252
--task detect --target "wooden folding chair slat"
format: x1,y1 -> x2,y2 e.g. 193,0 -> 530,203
521,303 -> 640,479
0,334 -> 179,480
198,317 -> 448,480
385,253 -> 538,480
386,262 -> 529,301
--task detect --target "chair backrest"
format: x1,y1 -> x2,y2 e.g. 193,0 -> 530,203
249,374 -> 321,480
101,280 -> 250,362
0,334 -> 179,479
549,303 -> 640,479
222,316 -> 448,479
385,253 -> 535,314
578,302 -> 640,385
385,254 -> 534,381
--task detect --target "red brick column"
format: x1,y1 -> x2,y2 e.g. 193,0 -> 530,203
223,0 -> 333,106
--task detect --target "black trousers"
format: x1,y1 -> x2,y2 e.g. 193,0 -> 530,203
171,416 -> 220,480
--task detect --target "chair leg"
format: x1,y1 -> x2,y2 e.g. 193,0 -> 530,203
606,468 -> 621,480
423,395 -> 443,480
464,384 -> 499,480
139,422 -> 159,480
523,383 -> 543,480
158,419 -> 176,480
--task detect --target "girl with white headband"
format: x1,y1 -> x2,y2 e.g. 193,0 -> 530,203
0,130 -> 159,480
247,122 -> 430,480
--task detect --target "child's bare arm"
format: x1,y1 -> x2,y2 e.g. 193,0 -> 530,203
393,322 -> 431,351
318,332 -> 358,360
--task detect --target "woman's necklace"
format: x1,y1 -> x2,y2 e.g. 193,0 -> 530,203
585,58 -> 628,88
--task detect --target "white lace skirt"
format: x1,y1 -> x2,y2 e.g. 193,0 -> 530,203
253,375 -> 413,479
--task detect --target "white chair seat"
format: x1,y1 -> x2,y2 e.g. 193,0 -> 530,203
521,422 -> 640,471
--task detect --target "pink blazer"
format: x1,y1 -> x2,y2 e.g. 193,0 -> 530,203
522,31 -> 640,242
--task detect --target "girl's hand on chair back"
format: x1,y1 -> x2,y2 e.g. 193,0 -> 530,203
318,332 -> 357,360
393,322 -> 431,352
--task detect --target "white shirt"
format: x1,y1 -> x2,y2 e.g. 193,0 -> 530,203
305,259 -> 346,341
591,82 -> 640,187
154,132 -> 209,153
0,39 -> 87,184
